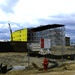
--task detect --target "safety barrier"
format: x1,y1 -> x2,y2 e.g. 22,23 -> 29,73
29,52 -> 75,60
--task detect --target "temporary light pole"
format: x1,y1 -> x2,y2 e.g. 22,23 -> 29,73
61,26 -> 65,65
8,22 -> 13,41
27,43 -> 30,69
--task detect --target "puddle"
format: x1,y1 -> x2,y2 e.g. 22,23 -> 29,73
12,66 -> 27,70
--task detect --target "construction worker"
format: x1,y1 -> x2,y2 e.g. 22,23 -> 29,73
42,56 -> 48,71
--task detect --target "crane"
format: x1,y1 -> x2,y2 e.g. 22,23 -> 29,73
8,22 -> 13,41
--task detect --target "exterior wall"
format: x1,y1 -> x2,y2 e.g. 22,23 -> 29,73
65,37 -> 70,46
0,41 -> 27,52
0,42 -> 13,52
11,41 -> 27,52
11,28 -> 27,41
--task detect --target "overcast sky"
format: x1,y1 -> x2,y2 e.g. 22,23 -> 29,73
0,0 -> 75,43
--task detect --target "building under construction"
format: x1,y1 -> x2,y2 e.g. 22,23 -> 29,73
28,24 -> 65,45
0,24 -> 67,52
27,24 -> 65,53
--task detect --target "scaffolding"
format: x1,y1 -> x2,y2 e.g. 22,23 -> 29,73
28,24 -> 65,55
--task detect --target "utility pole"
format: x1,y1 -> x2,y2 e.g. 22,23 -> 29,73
8,22 -> 13,41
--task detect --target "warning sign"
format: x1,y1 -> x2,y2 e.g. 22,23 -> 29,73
40,38 -> 44,48
40,38 -> 51,48
44,39 -> 51,48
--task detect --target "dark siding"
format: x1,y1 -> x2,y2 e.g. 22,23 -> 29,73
0,41 -> 27,52
65,37 -> 70,46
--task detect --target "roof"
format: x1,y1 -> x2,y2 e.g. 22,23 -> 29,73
13,28 -> 27,32
31,24 -> 64,32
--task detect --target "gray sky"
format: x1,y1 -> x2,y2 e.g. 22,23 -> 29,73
0,0 -> 75,42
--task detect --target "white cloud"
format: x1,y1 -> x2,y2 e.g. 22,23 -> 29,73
0,24 -> 3,28
65,26 -> 75,30
0,9 -> 8,21
6,0 -> 75,25
0,22 -> 20,32
0,23 -> 9,29
0,23 -> 20,40
0,0 -> 6,5
0,0 -> 75,25
0,0 -> 75,41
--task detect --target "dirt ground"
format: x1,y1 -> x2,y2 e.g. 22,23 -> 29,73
0,52 -> 75,75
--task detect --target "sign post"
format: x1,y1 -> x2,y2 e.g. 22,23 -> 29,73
27,43 -> 30,69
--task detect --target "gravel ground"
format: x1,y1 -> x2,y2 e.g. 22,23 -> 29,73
1,53 -> 75,75
0,53 -> 45,67
0,52 -> 74,67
